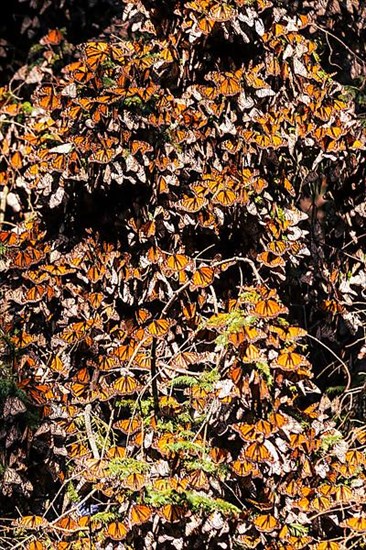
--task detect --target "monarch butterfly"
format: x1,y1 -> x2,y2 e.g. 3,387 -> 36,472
195,15 -> 215,33
122,472 -> 146,491
251,177 -> 268,195
208,2 -> 236,21
341,516 -> 366,532
178,195 -> 208,213
1,103 -> 20,117
314,126 -> 344,141
165,254 -> 190,272
257,251 -> 285,268
221,138 -> 242,155
271,350 -> 307,371
24,284 -> 49,303
311,496 -> 332,512
0,230 -> 20,246
317,484 -> 334,497
253,298 -> 288,319
90,136 -> 118,164
3,396 -> 26,417
130,140 -> 153,156
130,504 -> 151,525
314,542 -> 340,550
191,266 -> 215,289
186,469 -> 209,490
198,85 -> 219,101
11,331 -> 34,348
231,458 -> 260,478
10,151 -> 22,170
189,386 -> 211,412
214,188 -> 237,207
333,461 -> 358,478
112,341 -> 136,361
171,351 -> 198,371
153,433 -> 176,457
60,325 -> 84,345
207,447 -> 228,465
229,364 -> 248,389
234,535 -> 261,549
129,85 -> 159,101
27,542 -> 44,550
320,299 -> 344,315
13,247 -> 45,269
244,440 -> 273,462
227,328 -> 247,349
269,325 -> 307,342
278,479 -> 299,498
27,383 -> 55,405
354,426 -> 366,445
82,459 -> 109,481
67,382 -> 93,403
246,495 -> 274,512
159,396 -> 182,415
105,521 -> 128,540
42,264 -> 75,276
253,514 -> 278,533
232,424 -> 256,441
209,69 -> 243,96
159,504 -> 186,523
106,446 -> 126,459
17,516 -> 48,529
68,442 -> 90,459
266,240 -> 288,256
113,417 -> 141,435
112,375 -> 139,395
268,411 -> 288,430
186,0 -> 210,12
240,343 -> 263,363
54,516 -> 78,531
36,86 -> 61,111
84,41 -> 110,70
147,319 -> 171,338
87,264 -> 106,283
345,450 -> 365,466
255,133 -> 283,149
40,28 -> 63,46
49,355 -> 69,376
132,351 -> 151,370
289,433 -> 308,450
276,176 -> 296,196
229,326 -> 265,347
95,354 -> 115,371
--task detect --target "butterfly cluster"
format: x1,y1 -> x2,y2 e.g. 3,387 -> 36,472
0,0 -> 365,549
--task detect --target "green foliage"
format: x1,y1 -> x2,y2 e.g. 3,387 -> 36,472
108,458 -> 150,479
185,459 -> 226,476
186,493 -> 240,517
66,482 -> 79,503
91,511 -> 117,524
166,440 -> 204,455
320,432 -> 344,453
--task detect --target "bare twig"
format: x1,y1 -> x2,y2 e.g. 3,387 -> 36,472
307,333 -> 351,392
84,404 -> 100,459
311,23 -> 366,67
